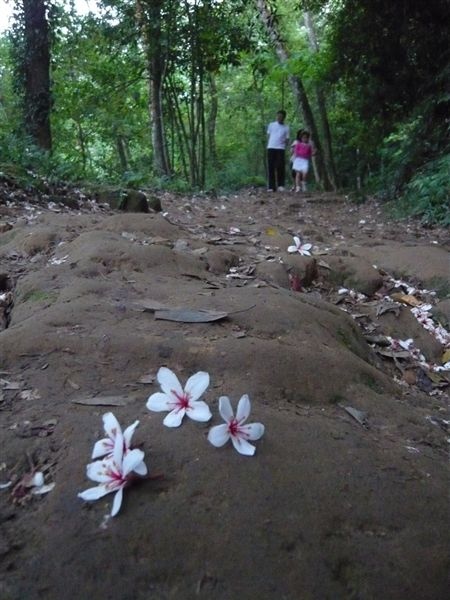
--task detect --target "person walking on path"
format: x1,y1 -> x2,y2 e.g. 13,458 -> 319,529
292,129 -> 315,192
266,110 -> 290,191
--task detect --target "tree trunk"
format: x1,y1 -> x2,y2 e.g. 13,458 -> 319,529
207,73 -> 219,169
22,0 -> 52,151
304,10 -> 337,189
135,0 -> 171,176
255,0 -> 331,190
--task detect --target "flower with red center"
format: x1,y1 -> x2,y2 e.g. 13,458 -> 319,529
287,235 -> 312,256
90,412 -> 147,476
207,395 -> 265,456
146,367 -> 212,427
78,430 -> 147,517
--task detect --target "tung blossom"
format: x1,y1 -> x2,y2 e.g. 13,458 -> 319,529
91,412 -> 147,476
287,236 -> 312,256
78,430 -> 147,517
146,367 -> 212,427
208,395 -> 265,456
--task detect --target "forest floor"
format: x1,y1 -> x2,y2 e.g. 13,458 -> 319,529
0,181 -> 449,600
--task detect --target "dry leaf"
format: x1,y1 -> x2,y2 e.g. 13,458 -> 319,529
339,404 -> 369,428
390,293 -> 422,307
71,395 -> 130,406
155,308 -> 228,323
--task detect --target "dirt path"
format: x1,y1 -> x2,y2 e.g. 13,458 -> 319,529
0,188 -> 449,600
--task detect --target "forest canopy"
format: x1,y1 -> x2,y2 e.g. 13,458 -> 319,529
0,0 -> 449,223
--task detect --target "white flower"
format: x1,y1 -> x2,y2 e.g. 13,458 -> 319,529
91,412 -> 147,476
207,395 -> 265,456
287,236 -> 312,256
78,430 -> 147,517
146,367 -> 211,427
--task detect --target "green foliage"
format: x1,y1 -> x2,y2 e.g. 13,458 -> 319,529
386,154 -> 450,226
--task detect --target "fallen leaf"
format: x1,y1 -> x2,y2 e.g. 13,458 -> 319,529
339,404 -> 369,428
442,349 -> 450,363
71,395 -> 130,406
375,348 -> 411,359
390,293 -> 422,307
155,308 -> 228,323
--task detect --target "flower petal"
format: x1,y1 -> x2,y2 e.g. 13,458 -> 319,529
103,412 -> 121,440
236,394 -> 251,423
112,430 -> 124,466
146,392 -> 173,412
123,420 -> 139,448
86,460 -> 112,483
91,438 -> 113,459
122,449 -> 145,477
157,367 -> 183,397
293,236 -> 301,247
111,487 -> 123,517
218,396 -> 234,422
163,407 -> 186,427
231,435 -> 256,456
287,245 -> 297,253
187,400 -> 212,422
185,371 -> 210,401
78,484 -> 111,501
207,424 -> 230,447
302,243 -> 312,251
133,460 -> 148,476
241,422 -> 265,441
300,248 -> 311,256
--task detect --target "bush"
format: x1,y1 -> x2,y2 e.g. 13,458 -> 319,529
386,154 -> 450,226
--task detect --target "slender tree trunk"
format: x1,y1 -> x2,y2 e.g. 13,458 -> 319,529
116,135 -> 128,172
304,10 -> 337,189
22,0 -> 52,151
207,73 -> 219,169
135,0 -> 171,176
255,0 -> 331,189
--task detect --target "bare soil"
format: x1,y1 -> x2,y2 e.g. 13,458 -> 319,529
0,186 -> 449,600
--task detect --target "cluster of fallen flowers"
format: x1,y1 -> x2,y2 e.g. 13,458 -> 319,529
78,367 -> 265,516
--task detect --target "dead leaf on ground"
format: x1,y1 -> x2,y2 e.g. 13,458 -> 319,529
375,348 -> 411,359
71,395 -> 131,407
339,404 -> 369,428
390,293 -> 422,307
155,308 -> 228,323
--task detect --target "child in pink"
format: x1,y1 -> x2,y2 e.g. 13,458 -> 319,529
292,130 -> 314,192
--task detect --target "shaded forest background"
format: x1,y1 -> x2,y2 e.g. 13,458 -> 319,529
0,0 -> 449,223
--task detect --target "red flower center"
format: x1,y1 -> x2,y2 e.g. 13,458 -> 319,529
173,390 -> 190,409
228,418 -> 239,436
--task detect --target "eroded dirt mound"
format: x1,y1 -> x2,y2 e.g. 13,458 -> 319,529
0,188 -> 449,600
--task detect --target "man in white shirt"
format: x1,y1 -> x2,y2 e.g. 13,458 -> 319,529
266,110 -> 290,191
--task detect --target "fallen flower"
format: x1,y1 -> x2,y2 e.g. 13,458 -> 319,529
207,395 -> 264,456
92,412 -> 137,459
287,236 -> 312,256
78,430 -> 147,517
146,367 -> 211,427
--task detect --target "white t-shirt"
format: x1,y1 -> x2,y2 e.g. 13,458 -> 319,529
267,121 -> 290,149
